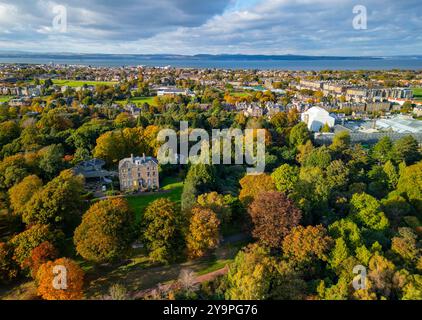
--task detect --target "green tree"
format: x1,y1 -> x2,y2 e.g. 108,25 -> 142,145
396,161 -> 422,214
372,136 -> 393,164
23,170 -> 85,230
391,136 -> 421,165
289,122 -> 310,147
350,193 -> 390,231
271,164 -> 299,194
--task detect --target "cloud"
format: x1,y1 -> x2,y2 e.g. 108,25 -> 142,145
0,0 -> 420,55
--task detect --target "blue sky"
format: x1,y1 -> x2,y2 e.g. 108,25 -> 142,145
0,0 -> 421,56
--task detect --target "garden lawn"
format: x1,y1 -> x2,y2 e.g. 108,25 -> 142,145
0,96 -> 13,103
126,177 -> 183,222
413,88 -> 422,101
51,79 -> 118,87
115,96 -> 158,107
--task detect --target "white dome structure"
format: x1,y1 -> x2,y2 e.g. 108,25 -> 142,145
301,107 -> 335,132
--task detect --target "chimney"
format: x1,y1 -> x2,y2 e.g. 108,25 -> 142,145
131,154 -> 134,162
143,153 -> 146,161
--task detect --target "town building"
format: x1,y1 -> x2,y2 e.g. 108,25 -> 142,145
119,154 -> 159,192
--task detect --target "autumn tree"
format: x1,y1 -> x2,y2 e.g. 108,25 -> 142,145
282,225 -> 333,267
391,228 -> 420,266
24,241 -> 59,278
142,198 -> 184,263
249,191 -> 302,248
238,174 -> 276,206
10,224 -> 63,268
186,207 -> 220,259
36,258 -> 84,300
8,175 -> 43,216
74,198 -> 135,263
197,192 -> 232,226
226,244 -> 305,300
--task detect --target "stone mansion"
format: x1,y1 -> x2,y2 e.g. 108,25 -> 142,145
119,154 -> 159,192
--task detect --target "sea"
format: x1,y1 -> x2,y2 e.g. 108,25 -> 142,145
1,56 -> 422,70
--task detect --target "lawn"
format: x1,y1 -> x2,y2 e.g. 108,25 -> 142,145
126,177 -> 183,222
231,91 -> 251,98
50,79 -> 118,87
115,96 -> 158,107
0,96 -> 13,103
413,88 -> 422,101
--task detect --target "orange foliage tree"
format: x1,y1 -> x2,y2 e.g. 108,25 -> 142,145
186,207 -> 220,259
36,258 -> 84,300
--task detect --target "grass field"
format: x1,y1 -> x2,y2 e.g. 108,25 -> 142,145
50,79 -> 118,87
126,177 -> 183,222
0,96 -> 13,103
115,96 -> 158,107
231,92 -> 251,98
413,88 -> 422,101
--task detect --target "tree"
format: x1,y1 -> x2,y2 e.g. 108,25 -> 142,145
321,123 -> 331,133
326,160 -> 350,191
8,175 -> 43,216
74,198 -> 135,263
282,225 -> 333,267
186,207 -> 220,259
289,122 -> 310,147
0,242 -> 19,284
10,224 -> 63,268
0,120 -> 20,148
37,144 -> 64,180
391,136 -> 421,165
36,258 -> 84,300
330,131 -> 350,154
24,241 -> 58,278
303,146 -> 332,169
226,244 -> 305,300
350,193 -> 389,231
271,164 -> 299,194
197,192 -> 232,226
391,228 -> 420,266
372,136 -> 393,164
239,174 -> 276,206
226,244 -> 275,300
23,170 -> 85,230
396,161 -> 422,214
181,164 -> 216,212
249,191 -> 302,248
143,198 -> 184,263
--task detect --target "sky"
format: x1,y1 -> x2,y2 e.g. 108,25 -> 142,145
0,0 -> 421,56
